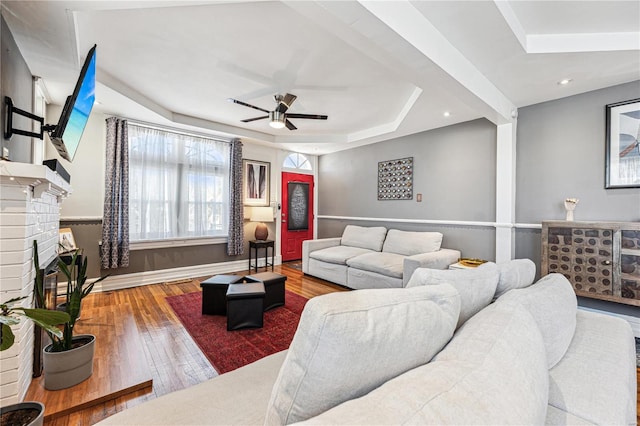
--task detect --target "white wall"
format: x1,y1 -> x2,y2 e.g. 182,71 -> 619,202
45,105 -> 107,218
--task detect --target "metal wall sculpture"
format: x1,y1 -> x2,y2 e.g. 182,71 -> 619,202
378,157 -> 413,200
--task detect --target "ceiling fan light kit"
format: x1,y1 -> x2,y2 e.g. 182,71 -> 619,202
269,111 -> 286,129
229,93 -> 327,131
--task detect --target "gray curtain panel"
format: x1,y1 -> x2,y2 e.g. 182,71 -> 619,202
227,138 -> 244,255
101,117 -> 130,269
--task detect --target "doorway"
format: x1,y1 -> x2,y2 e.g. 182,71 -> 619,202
281,172 -> 314,261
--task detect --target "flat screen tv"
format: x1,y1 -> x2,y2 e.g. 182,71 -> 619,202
49,44 -> 96,162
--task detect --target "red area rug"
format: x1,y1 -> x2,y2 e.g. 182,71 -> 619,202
166,290 -> 307,374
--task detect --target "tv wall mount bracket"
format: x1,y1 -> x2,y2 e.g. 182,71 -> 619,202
4,96 -> 55,140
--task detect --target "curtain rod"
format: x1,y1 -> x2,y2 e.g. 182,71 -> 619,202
117,117 -> 235,144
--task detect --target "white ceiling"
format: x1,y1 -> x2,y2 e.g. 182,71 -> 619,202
2,1 -> 639,155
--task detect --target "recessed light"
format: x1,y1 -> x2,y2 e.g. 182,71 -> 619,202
558,78 -> 572,86
443,111 -> 451,117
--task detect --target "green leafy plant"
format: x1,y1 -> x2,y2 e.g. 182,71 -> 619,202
1,241 -> 71,351
46,248 -> 109,352
0,298 -> 69,352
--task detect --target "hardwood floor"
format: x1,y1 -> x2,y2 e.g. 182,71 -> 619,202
34,264 -> 640,425
26,304 -> 153,421
43,264 -> 346,425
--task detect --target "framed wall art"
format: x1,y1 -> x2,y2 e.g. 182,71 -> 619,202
378,157 -> 413,200
243,159 -> 270,206
605,98 -> 640,189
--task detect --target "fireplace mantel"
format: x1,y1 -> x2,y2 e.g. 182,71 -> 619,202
0,160 -> 72,196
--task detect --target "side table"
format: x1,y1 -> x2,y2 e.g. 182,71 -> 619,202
448,262 -> 476,270
249,240 -> 274,272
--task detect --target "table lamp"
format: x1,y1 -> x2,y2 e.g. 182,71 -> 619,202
250,206 -> 274,241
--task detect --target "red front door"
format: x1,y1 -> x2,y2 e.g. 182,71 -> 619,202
281,172 -> 314,261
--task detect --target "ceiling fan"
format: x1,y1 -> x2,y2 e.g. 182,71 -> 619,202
227,93 -> 327,130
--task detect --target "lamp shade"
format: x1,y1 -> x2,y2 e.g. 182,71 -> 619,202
250,207 -> 274,223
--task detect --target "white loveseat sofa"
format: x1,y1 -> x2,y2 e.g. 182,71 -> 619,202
302,225 -> 461,289
97,259 -> 637,425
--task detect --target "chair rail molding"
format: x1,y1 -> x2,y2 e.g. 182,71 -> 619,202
317,215 -> 541,230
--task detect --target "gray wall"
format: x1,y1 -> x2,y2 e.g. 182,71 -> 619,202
516,80 -> 640,317
1,15 -> 34,163
317,83 -> 639,318
516,80 -> 640,224
318,119 -> 497,260
515,81 -> 640,279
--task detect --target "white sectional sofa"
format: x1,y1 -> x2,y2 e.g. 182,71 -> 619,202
97,259 -> 637,425
302,225 -> 461,289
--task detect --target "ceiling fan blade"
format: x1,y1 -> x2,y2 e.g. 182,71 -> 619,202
241,115 -> 269,123
275,93 -> 297,113
227,98 -> 270,114
286,113 -> 328,120
285,119 -> 297,130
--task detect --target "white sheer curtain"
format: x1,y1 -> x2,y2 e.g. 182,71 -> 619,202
128,124 -> 230,241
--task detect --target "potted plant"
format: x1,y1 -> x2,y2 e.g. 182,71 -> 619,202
0,296 -> 70,426
41,248 -> 109,390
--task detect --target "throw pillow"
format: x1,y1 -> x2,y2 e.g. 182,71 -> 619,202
382,229 -> 443,256
263,284 -> 461,425
340,225 -> 387,251
494,258 -> 536,299
406,262 -> 499,329
496,273 -> 577,369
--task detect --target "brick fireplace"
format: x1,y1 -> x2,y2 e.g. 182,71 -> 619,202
0,161 -> 71,405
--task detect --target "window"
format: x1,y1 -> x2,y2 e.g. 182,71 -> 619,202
128,124 -> 230,242
283,152 -> 312,170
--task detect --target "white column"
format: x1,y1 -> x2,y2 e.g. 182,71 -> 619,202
495,121 -> 517,262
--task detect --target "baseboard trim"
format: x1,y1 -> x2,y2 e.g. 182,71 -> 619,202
579,306 -> 640,337
74,256 -> 282,293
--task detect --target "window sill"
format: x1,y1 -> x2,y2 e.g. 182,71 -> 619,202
130,237 -> 228,251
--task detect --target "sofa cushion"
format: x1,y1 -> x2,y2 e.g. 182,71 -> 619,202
300,302 -> 549,425
264,284 -> 461,425
307,259 -> 348,287
340,225 -> 387,251
345,252 -> 404,278
497,273 -> 576,369
347,267 -> 403,290
382,229 -> 443,256
547,310 -> 637,425
494,258 -> 536,298
308,245 -> 372,265
406,262 -> 499,328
